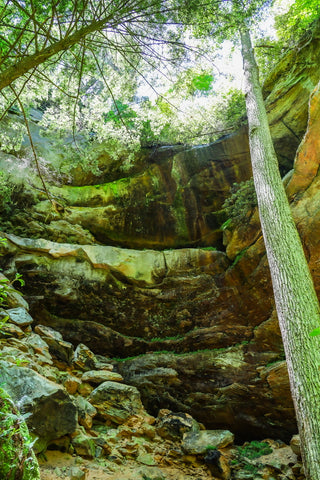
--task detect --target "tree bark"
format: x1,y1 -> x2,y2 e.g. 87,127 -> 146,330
240,25 -> 320,479
0,15 -> 112,91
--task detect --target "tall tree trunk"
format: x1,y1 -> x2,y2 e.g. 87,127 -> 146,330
240,25 -> 320,479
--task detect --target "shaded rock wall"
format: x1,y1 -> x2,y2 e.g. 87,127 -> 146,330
28,131 -> 252,249
0,232 -> 289,440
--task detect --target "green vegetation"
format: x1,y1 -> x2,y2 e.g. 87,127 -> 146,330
243,463 -> 260,474
221,219 -> 232,231
237,440 -> 272,460
275,0 -> 320,44
149,335 -> 184,342
0,1 -> 320,477
229,441 -> 273,477
222,179 -> 257,226
0,274 -> 24,308
216,88 -> 246,131
231,248 -> 249,268
0,388 -> 40,480
205,445 -> 217,451
0,172 -> 16,215
0,241 -> 39,478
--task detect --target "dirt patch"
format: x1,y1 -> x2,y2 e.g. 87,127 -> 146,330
39,450 -> 212,480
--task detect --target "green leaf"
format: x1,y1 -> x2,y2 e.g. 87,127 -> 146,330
191,73 -> 214,92
309,328 -> 320,337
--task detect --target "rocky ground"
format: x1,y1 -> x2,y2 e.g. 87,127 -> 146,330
39,450 -> 212,480
0,277 -> 305,480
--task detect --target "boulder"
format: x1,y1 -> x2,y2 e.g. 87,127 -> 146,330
25,332 -> 51,356
0,360 -> 77,450
62,374 -> 82,395
74,395 -> 97,429
43,336 -> 74,364
70,466 -> 86,480
81,369 -> 123,384
136,467 -> 167,480
5,307 -> 33,327
88,381 -> 144,424
290,434 -> 301,457
35,324 -> 63,340
182,430 -> 234,454
34,324 -> 74,363
71,428 -> 96,458
156,411 -> 200,440
73,343 -> 98,371
0,321 -> 24,338
204,449 -> 230,480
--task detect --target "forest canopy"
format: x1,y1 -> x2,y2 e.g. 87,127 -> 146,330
0,0 -> 303,165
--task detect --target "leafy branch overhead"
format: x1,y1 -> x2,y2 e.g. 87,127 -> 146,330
0,0 -> 188,96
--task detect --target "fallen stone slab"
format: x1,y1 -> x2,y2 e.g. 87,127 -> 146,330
81,369 -> 123,384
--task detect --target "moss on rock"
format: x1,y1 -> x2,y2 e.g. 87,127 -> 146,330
0,388 -> 40,480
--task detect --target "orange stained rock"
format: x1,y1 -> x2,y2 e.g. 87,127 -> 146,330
286,81 -> 320,199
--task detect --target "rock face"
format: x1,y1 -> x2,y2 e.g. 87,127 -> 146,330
1,22 -> 320,446
0,292 -> 305,479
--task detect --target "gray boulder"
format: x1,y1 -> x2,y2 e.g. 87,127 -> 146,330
182,429 -> 234,454
0,360 -> 77,450
5,307 -> 33,326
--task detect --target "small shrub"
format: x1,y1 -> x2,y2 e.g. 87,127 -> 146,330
243,462 -> 259,474
222,178 -> 257,226
0,273 -> 24,308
